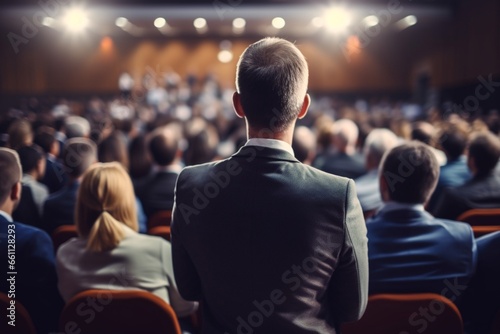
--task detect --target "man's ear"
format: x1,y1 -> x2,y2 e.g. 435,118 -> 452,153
297,94 -> 310,120
379,173 -> 390,202
11,182 -> 21,202
232,92 -> 245,119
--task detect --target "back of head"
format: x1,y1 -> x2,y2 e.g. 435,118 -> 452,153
0,148 -> 21,205
364,128 -> 399,167
129,135 -> 152,179
149,128 -> 179,167
76,162 -> 138,252
183,118 -> 219,166
468,131 -> 500,175
62,138 -> 97,179
381,141 -> 439,204
333,119 -> 359,150
292,126 -> 316,163
65,116 -> 90,139
438,126 -> 468,161
411,122 -> 435,146
34,128 -> 56,154
236,37 -> 309,132
7,119 -> 33,150
98,132 -> 129,170
17,144 -> 44,174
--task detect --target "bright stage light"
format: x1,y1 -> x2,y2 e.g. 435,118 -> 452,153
42,17 -> 55,27
362,15 -> 379,28
62,7 -> 89,33
115,17 -> 128,28
324,7 -> 351,33
233,18 -> 246,29
154,17 -> 166,28
218,50 -> 233,63
194,18 -> 207,29
395,15 -> 418,30
272,17 -> 286,29
311,17 -> 324,28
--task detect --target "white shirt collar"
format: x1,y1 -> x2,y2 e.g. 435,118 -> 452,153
0,210 -> 13,222
378,201 -> 425,214
244,138 -> 294,156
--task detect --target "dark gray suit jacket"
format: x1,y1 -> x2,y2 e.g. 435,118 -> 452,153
172,145 -> 368,334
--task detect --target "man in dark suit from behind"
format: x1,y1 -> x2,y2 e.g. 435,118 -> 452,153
434,131 -> 500,220
42,138 -> 97,235
313,119 -> 366,179
139,126 -> 182,218
34,128 -> 67,194
0,148 -> 62,333
367,142 -> 477,296
172,37 -> 368,334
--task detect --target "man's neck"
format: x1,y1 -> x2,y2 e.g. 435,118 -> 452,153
247,126 -> 294,146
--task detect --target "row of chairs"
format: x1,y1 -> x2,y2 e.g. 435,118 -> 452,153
3,289 -> 499,334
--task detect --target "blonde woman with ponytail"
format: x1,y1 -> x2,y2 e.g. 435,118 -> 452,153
56,162 -> 197,320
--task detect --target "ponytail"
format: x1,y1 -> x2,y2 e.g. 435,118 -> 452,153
86,211 -> 126,252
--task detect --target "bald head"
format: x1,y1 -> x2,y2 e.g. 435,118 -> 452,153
0,148 -> 22,208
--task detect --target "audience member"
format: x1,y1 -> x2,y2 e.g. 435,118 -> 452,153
172,38 -> 368,333
434,131 -> 500,219
139,127 -> 182,218
355,128 -> 399,214
411,121 -> 447,165
427,125 -> 471,212
183,117 -> 219,166
34,128 -> 66,193
367,142 -> 476,295
313,118 -> 366,179
292,125 -> 316,164
0,148 -> 62,333
14,144 -> 48,227
42,138 -> 97,234
65,116 -> 90,139
7,119 -> 33,150
56,162 -> 197,325
129,134 -> 153,195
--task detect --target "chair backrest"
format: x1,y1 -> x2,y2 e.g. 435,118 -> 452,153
59,289 -> 181,334
147,210 -> 172,230
472,225 -> 500,238
148,225 -> 171,241
0,292 -> 36,334
52,225 -> 78,251
342,293 -> 463,334
457,209 -> 500,226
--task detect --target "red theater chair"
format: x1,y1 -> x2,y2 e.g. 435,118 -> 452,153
148,210 -> 172,230
52,225 -> 78,251
0,292 -> 36,334
457,208 -> 500,226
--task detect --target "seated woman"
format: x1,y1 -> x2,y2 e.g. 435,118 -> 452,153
56,162 -> 197,321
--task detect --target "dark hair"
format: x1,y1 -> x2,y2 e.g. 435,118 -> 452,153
468,131 -> 500,175
149,131 -> 178,167
62,138 -> 97,179
98,131 -> 129,170
34,129 -> 56,154
0,148 -> 22,204
411,122 -> 434,146
129,135 -> 152,179
183,118 -> 219,166
381,141 -> 439,204
439,127 -> 468,161
236,37 -> 308,132
17,144 -> 44,174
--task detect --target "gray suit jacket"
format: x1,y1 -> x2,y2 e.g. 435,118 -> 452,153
172,145 -> 368,334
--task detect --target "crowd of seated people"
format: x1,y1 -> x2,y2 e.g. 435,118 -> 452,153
0,67 -> 500,333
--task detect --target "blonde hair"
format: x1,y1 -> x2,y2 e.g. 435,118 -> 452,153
76,162 -> 138,252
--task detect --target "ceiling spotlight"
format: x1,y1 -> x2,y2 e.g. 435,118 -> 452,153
62,7 -> 89,33
272,17 -> 286,29
233,18 -> 246,29
395,15 -> 418,30
324,7 -> 351,33
115,17 -> 128,28
154,17 -> 166,28
194,18 -> 207,29
218,50 -> 233,63
42,17 -> 55,27
362,15 -> 379,28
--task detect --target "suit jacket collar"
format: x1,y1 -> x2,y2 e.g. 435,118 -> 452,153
232,145 -> 300,163
372,207 -> 434,222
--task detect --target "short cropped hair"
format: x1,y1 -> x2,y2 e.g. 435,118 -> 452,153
65,116 -> 90,139
468,131 -> 500,175
364,128 -> 399,165
0,148 -> 22,204
381,141 -> 439,204
149,129 -> 178,167
34,129 -> 56,154
236,37 -> 309,132
62,138 -> 97,179
439,127 -> 468,161
17,144 -> 44,174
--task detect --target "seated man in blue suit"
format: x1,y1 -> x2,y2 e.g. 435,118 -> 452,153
0,148 -> 62,333
368,142 -> 477,297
